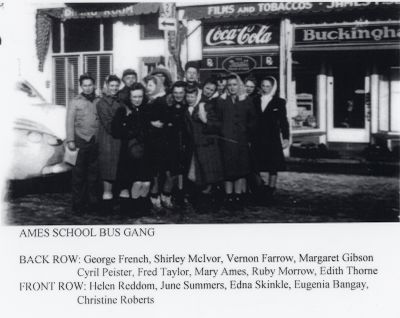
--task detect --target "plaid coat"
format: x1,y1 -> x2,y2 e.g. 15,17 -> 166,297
216,95 -> 257,180
185,102 -> 223,186
96,95 -> 122,181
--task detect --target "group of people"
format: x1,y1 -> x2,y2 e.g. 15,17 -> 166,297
66,61 -> 290,216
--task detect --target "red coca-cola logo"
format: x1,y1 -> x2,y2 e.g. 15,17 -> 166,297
205,24 -> 275,46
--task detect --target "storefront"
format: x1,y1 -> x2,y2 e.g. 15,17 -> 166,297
292,21 -> 400,147
182,2 -> 400,155
36,3 -> 173,106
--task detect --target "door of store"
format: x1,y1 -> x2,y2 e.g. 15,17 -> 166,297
327,63 -> 370,143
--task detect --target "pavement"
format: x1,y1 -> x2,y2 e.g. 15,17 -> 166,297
4,171 -> 399,225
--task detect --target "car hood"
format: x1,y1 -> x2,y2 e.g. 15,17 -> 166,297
14,102 -> 66,140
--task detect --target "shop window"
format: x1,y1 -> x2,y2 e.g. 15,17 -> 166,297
64,19 -> 101,52
52,19 -> 113,53
140,14 -> 163,39
293,70 -> 318,130
53,54 -> 112,106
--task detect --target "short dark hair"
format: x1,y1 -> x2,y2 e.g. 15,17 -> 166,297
129,83 -> 147,105
185,61 -> 200,72
130,82 -> 146,93
172,81 -> 187,91
79,73 -> 95,85
261,76 -> 274,85
106,74 -> 121,84
202,78 -> 217,89
185,86 -> 198,95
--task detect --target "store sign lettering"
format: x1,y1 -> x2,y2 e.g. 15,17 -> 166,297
206,25 -> 273,46
222,56 -> 257,73
187,2 -> 399,20
295,23 -> 400,45
204,23 -> 278,47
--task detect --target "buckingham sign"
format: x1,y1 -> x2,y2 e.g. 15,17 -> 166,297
203,23 -> 279,48
295,22 -> 400,46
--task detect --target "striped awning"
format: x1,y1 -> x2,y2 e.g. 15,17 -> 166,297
39,3 -> 160,21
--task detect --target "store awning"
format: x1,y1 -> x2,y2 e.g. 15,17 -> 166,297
183,2 -> 400,20
39,3 -> 160,20
36,3 -> 161,71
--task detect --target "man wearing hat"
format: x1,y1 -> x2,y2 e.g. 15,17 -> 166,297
118,68 -> 137,106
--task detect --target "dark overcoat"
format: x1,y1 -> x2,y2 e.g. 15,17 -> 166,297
96,95 -> 122,181
216,96 -> 257,180
111,105 -> 151,184
185,102 -> 223,186
251,95 -> 290,172
164,96 -> 189,175
143,95 -> 168,175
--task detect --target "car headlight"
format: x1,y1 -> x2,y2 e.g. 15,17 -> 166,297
27,131 -> 42,143
44,134 -> 63,146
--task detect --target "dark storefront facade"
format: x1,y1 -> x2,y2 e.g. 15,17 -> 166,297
182,2 -> 400,156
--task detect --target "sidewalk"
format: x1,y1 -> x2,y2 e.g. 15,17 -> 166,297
286,157 -> 399,176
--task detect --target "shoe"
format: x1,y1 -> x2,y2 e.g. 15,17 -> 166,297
150,195 -> 162,210
234,193 -> 244,209
224,194 -> 236,211
161,193 -> 174,209
256,185 -> 271,206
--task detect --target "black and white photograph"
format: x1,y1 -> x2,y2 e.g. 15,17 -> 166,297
1,2 -> 400,318
3,1 -> 400,225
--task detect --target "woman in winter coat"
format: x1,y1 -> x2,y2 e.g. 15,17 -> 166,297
251,76 -> 290,202
96,75 -> 122,209
144,75 -> 171,210
185,86 -> 223,192
111,83 -> 151,215
216,73 -> 257,207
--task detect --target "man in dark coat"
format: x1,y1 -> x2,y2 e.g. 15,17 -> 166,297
216,74 -> 257,206
251,76 -> 290,203
118,69 -> 137,106
66,74 -> 100,214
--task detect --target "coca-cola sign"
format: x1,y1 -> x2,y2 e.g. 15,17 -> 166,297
203,23 -> 279,47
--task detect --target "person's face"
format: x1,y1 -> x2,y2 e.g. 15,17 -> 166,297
146,80 -> 157,95
173,87 -> 185,103
185,92 -> 197,106
155,73 -> 166,84
245,80 -> 256,95
123,74 -> 137,87
261,80 -> 273,95
185,67 -> 198,83
227,78 -> 239,96
217,79 -> 227,94
203,83 -> 217,99
130,89 -> 144,107
107,80 -> 120,96
81,79 -> 95,95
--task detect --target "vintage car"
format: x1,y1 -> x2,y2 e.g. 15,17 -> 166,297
8,80 -> 71,180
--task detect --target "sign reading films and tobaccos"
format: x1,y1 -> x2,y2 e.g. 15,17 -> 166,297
203,22 -> 279,48
295,22 -> 400,46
